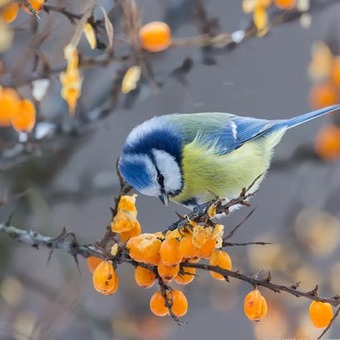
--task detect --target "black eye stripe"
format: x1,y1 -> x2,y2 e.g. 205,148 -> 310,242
157,173 -> 164,186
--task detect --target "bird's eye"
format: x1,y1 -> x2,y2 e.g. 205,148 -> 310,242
157,174 -> 164,186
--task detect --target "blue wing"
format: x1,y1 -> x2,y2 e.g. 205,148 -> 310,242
205,105 -> 340,154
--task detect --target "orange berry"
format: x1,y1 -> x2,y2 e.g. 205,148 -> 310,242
1,2 -> 19,23
11,99 -> 36,132
157,263 -> 179,282
309,301 -> 333,328
175,262 -> 196,285
139,21 -> 172,52
179,233 -> 199,259
197,238 -> 216,259
92,261 -> 119,295
86,256 -> 102,274
244,289 -> 268,322
273,0 -> 296,9
150,289 -> 189,318
309,83 -> 338,109
21,0 -> 45,14
331,56 -> 340,87
120,220 -> 142,243
150,290 -> 168,317
169,290 -> 188,317
209,250 -> 232,281
127,233 -> 162,265
0,88 -> 20,127
315,124 -> 340,160
134,265 -> 156,288
160,237 -> 183,266
118,194 -> 137,213
111,211 -> 135,233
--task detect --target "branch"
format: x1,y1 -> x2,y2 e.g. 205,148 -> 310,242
182,262 -> 340,307
0,223 -> 103,259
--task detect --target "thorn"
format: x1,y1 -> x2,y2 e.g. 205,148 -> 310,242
5,210 -> 14,227
290,281 -> 301,290
310,284 -> 319,296
265,271 -> 272,282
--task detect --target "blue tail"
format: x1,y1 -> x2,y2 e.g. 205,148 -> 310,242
283,105 -> 340,129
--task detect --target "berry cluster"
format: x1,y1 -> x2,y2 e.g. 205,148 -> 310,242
86,194 -> 336,329
0,87 -> 36,133
0,0 -> 45,23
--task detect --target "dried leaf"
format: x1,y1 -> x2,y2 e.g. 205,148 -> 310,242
121,65 -> 141,94
68,0 -> 96,48
83,23 -> 96,49
100,6 -> 114,51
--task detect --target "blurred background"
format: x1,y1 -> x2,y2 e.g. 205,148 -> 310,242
0,0 -> 340,339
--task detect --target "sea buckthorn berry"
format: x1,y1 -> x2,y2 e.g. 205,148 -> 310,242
273,0 -> 296,9
150,291 -> 168,317
1,2 -> 19,23
309,83 -> 338,109
197,238 -> 216,259
309,301 -> 333,328
93,261 -> 119,295
134,266 -> 156,288
160,237 -> 183,266
175,263 -> 196,285
157,263 -> 179,282
111,211 -> 135,233
21,0 -> 45,14
86,256 -> 102,274
179,233 -> 199,259
0,88 -> 20,127
209,250 -> 232,280
120,220 -> 142,243
127,233 -> 162,265
244,289 -> 268,322
169,290 -> 188,317
11,99 -> 36,132
118,195 -> 138,214
315,125 -> 340,160
139,21 -> 172,52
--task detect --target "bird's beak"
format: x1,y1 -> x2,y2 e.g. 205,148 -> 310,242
158,193 -> 169,206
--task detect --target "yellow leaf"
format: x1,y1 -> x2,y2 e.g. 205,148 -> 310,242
254,6 -> 269,36
83,23 -> 96,49
121,65 -> 141,94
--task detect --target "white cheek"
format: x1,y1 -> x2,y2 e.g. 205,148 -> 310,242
140,186 -> 161,197
152,149 -> 182,193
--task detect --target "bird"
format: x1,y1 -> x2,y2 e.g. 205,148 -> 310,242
118,105 -> 340,209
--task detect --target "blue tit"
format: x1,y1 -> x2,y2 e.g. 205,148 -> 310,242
118,105 -> 340,208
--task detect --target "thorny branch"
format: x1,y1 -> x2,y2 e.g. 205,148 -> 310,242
1,221 -> 339,308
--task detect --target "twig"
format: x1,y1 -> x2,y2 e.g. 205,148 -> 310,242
222,241 -> 272,247
223,208 -> 256,241
317,306 -> 340,340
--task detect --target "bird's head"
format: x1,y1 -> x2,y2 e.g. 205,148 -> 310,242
118,117 -> 183,206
